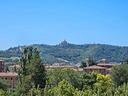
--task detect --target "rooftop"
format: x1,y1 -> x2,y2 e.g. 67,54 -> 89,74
0,72 -> 18,77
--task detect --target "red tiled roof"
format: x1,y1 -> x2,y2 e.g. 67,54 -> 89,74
0,72 -> 18,77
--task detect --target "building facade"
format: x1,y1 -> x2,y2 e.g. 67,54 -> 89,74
0,60 -> 17,89
83,63 -> 116,75
0,72 -> 18,89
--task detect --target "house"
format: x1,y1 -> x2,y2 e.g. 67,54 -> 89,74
97,63 -> 113,68
0,72 -> 18,89
83,65 -> 108,74
83,60 -> 117,74
0,60 -> 18,89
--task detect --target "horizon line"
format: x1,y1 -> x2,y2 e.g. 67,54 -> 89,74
1,41 -> 128,51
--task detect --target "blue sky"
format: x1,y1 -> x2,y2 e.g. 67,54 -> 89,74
0,0 -> 128,50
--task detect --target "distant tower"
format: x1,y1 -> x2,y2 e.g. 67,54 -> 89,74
59,40 -> 69,47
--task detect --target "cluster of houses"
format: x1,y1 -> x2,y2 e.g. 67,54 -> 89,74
45,59 -> 119,75
0,59 -> 119,89
84,59 -> 114,75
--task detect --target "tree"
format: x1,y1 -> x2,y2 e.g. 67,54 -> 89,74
80,61 -> 86,68
114,83 -> 128,96
86,57 -> 96,67
47,68 -> 82,89
49,80 -> 81,96
81,73 -> 97,90
15,47 -> 33,95
0,89 -> 8,96
13,65 -> 17,72
111,64 -> 128,86
94,74 -> 112,93
0,79 -> 8,91
5,65 -> 9,72
31,48 -> 46,88
27,86 -> 43,96
15,47 -> 46,95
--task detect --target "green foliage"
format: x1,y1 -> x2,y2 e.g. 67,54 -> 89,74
111,64 -> 128,86
80,57 -> 97,68
2,46 -> 128,96
0,89 -> 8,96
86,57 -> 97,66
47,69 -> 82,89
0,79 -> 9,91
15,47 -> 46,95
80,61 -> 87,68
1,43 -> 128,64
2,69 -> 128,96
81,73 -> 97,90
114,83 -> 128,96
47,68 -> 97,91
45,80 -> 81,96
27,86 -> 43,96
31,48 -> 46,88
94,74 -> 112,94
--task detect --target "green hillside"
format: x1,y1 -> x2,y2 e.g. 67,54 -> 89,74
0,41 -> 128,64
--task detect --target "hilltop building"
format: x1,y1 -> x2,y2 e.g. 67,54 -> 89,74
59,40 -> 70,47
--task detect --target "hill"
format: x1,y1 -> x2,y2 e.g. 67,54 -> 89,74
0,41 -> 128,64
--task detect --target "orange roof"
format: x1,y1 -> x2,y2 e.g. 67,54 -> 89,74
84,65 -> 107,69
0,72 -> 18,77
